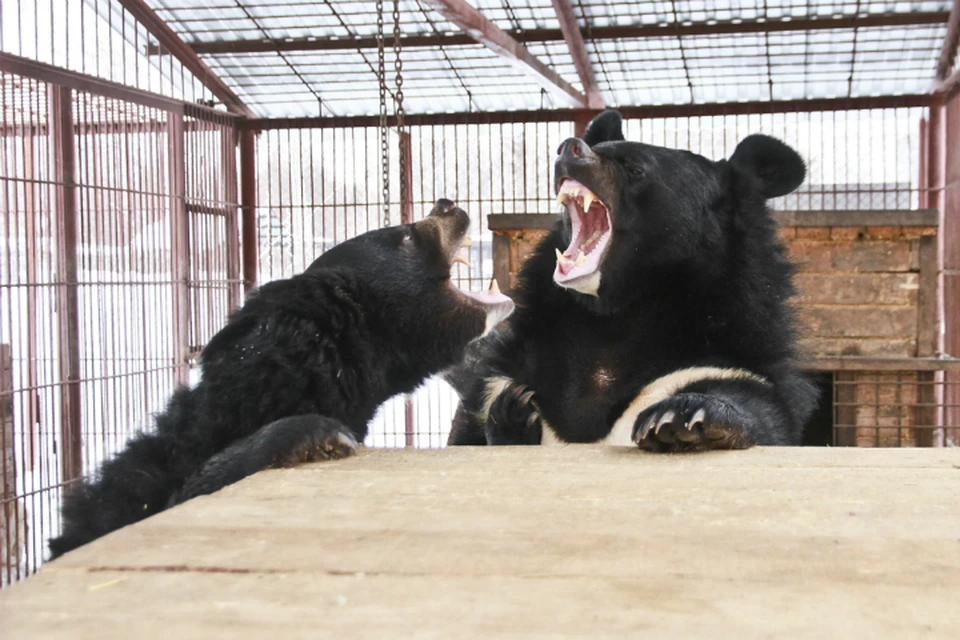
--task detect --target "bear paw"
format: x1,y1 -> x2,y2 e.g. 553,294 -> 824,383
486,382 -> 543,445
272,416 -> 359,467
632,393 -> 754,453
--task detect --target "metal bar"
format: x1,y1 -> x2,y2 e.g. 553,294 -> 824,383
928,98 -> 945,214
243,95 -> 934,130
239,129 -> 258,293
223,125 -> 242,312
165,12 -> 952,55
113,0 -> 253,117
418,0 -> 587,108
49,86 -> 83,483
917,235 -> 940,358
550,0 -> 603,109
936,66 -> 960,98
0,52 -> 200,117
168,113 -> 190,386
919,117 -> 930,209
937,0 -> 960,80
572,111 -> 592,138
21,133 -> 38,472
398,131 -> 415,448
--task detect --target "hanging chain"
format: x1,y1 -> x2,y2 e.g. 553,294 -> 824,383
392,0 -> 407,216
377,0 -> 390,227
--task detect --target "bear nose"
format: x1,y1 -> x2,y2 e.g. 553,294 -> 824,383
557,138 -> 594,162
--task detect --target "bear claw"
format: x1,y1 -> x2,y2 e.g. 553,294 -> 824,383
633,393 -> 754,452
486,382 -> 543,445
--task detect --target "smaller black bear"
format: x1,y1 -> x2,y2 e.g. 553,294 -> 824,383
49,200 -> 514,558
447,111 -> 817,451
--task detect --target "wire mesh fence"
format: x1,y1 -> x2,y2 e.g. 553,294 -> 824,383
0,65 -> 239,586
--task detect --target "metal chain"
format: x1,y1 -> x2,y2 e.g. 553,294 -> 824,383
377,0 -> 390,227
392,0 -> 406,216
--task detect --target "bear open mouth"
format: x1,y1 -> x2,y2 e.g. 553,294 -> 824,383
448,233 -> 515,326
554,178 -> 612,285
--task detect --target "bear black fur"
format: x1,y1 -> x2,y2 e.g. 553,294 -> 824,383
446,111 -> 817,451
49,200 -> 513,558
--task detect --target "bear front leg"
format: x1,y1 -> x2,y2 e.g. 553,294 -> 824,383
171,414 -> 358,504
631,377 -> 803,452
486,382 -> 544,445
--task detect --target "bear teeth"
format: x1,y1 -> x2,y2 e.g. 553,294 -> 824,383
582,192 -> 595,212
453,249 -> 470,267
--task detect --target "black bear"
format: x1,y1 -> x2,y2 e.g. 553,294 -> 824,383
446,110 -> 817,451
49,200 -> 514,558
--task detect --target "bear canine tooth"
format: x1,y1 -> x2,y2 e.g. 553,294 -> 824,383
453,249 -> 470,267
488,278 -> 501,294
583,191 -> 595,212
460,233 -> 473,248
555,248 -> 576,266
575,250 -> 585,266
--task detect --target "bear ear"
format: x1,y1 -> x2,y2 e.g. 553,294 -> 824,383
582,110 -> 625,146
728,134 -> 806,199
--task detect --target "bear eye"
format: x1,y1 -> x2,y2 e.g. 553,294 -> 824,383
627,164 -> 645,178
401,232 -> 414,248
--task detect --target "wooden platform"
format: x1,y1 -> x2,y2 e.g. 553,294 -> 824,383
3,446 -> 960,638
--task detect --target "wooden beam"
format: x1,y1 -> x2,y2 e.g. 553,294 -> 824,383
162,12 -> 951,55
487,210 -> 940,231
417,0 -> 587,108
937,0 -> 960,80
114,0 -> 254,117
550,0 -> 603,109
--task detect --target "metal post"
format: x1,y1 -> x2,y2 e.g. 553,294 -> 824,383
168,112 -> 190,386
222,124 -> 241,311
239,129 -> 258,293
400,131 -> 416,447
49,86 -> 83,482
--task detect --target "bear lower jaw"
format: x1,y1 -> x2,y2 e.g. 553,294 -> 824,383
553,268 -> 601,296
454,286 -> 516,337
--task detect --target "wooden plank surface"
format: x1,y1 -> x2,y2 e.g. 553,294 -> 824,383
485,210 -> 940,231
3,446 -> 959,638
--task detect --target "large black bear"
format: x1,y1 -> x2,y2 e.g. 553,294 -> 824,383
447,111 -> 817,451
49,200 -> 514,558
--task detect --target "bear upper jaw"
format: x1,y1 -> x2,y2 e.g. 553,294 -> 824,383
553,178 -> 612,295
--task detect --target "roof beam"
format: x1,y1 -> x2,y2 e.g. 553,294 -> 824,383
158,12 -> 950,55
936,0 -> 960,80
550,0 -> 604,109
116,0 -> 253,116
243,94 -> 934,131
418,0 -> 586,108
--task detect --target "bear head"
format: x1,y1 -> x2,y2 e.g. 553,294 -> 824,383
552,109 -> 805,313
306,199 -> 515,357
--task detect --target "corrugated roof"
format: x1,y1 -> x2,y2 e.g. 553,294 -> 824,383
144,0 -> 953,117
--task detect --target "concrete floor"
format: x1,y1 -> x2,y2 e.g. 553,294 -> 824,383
2,445 -> 959,638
